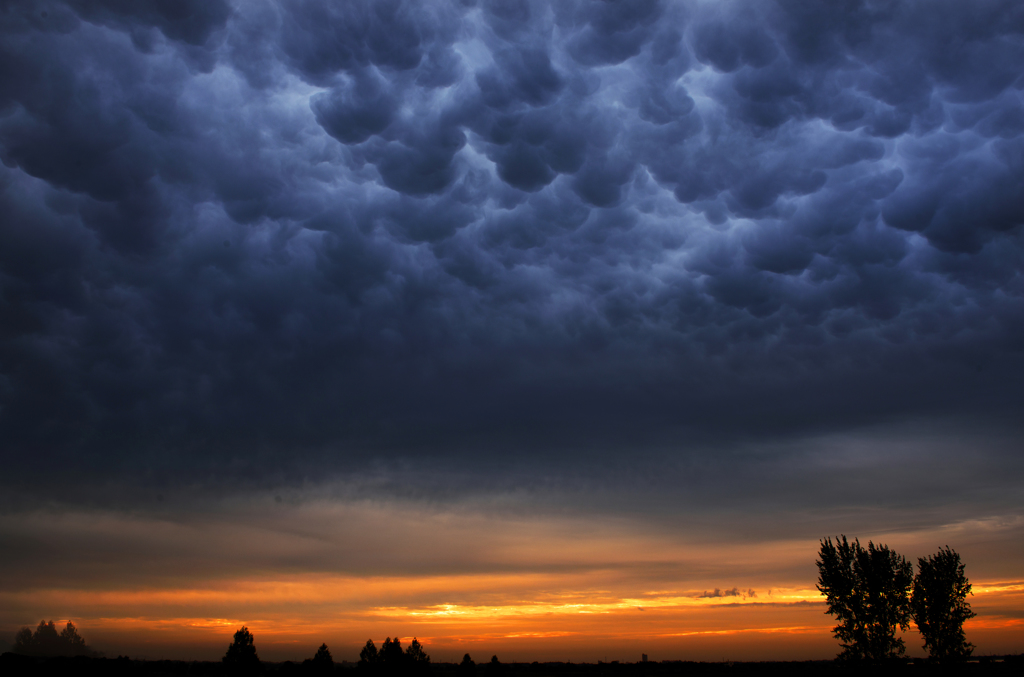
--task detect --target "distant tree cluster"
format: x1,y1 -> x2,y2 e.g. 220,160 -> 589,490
359,637 -> 431,675
219,629 -> 434,677
11,620 -> 93,657
817,537 -> 975,664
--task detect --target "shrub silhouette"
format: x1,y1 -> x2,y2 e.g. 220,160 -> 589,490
11,620 -> 92,657
912,546 -> 975,662
816,535 -> 913,662
223,626 -> 261,675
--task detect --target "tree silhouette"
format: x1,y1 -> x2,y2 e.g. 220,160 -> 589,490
912,546 -> 975,662
306,643 -> 334,675
223,626 -> 261,675
405,637 -> 430,674
12,628 -> 32,654
313,643 -> 333,665
380,637 -> 404,666
459,653 -> 476,676
10,621 -> 92,657
32,620 -> 60,655
59,621 -> 87,654
816,536 -> 913,662
359,639 -> 379,668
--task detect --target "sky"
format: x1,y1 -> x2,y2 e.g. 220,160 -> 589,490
1,0 -> 1023,663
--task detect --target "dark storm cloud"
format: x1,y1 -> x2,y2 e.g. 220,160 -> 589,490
1,0 -> 1023,498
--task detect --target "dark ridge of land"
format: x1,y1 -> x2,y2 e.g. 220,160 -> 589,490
2,653 -> 1022,677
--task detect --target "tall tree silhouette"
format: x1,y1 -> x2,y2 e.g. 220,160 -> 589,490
223,626 -> 261,675
359,639 -> 379,669
912,547 -> 975,662
459,653 -> 476,677
817,536 -> 913,662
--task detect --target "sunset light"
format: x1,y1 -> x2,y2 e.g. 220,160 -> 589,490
1,0 -> 1023,672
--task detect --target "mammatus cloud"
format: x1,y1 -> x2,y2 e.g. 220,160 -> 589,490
0,0 -> 1022,493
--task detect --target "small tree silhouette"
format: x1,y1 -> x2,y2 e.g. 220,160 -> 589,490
223,626 -> 261,675
459,653 -> 476,676
817,536 -> 913,662
912,547 -> 975,662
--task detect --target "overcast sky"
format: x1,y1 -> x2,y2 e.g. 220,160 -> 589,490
1,0 -> 1023,660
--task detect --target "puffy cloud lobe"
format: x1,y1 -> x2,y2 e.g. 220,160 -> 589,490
276,0 -> 441,79
882,134 -> 1024,253
312,69 -> 398,144
0,0 -> 1023,489
66,0 -> 231,46
561,0 -> 664,67
691,17 -> 777,73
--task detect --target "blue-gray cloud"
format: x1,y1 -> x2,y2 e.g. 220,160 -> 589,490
1,0 -> 1023,493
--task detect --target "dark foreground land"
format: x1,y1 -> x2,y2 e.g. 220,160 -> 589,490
3,654 -> 1023,677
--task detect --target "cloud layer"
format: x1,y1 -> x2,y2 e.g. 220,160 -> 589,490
1,0 -> 1023,494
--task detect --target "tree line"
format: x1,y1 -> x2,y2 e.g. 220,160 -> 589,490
222,629 -> 516,676
10,541 -> 978,671
223,626 -> 342,675
817,537 -> 975,664
222,628 -> 443,675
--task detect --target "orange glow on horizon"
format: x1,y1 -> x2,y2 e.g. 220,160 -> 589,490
3,504 -> 1021,662
3,575 -> 1021,662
